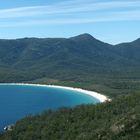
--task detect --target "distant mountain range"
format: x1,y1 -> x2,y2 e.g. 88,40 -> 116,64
0,33 -> 140,97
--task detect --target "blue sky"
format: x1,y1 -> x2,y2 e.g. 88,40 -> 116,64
0,0 -> 140,44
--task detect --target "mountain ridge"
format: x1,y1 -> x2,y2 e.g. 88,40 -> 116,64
0,33 -> 140,97
0,33 -> 139,45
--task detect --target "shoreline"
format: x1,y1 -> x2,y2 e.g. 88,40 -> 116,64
0,83 -> 111,103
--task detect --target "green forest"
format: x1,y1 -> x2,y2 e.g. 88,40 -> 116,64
0,34 -> 140,98
0,92 -> 140,140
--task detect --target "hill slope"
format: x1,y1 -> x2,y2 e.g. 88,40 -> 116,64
1,92 -> 140,140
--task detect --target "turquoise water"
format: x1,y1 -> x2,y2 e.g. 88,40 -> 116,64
0,84 -> 99,131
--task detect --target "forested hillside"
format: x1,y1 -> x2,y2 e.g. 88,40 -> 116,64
0,92 -> 140,140
0,34 -> 140,97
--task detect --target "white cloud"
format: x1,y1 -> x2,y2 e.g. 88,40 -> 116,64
0,0 -> 140,27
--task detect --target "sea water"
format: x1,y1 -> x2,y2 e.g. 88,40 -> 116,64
0,84 -> 99,131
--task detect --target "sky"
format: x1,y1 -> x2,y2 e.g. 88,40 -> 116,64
0,0 -> 140,44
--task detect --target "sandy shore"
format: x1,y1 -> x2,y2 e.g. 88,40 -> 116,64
0,83 -> 111,103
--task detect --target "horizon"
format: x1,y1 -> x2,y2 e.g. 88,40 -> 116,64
0,0 -> 140,44
0,33 -> 139,45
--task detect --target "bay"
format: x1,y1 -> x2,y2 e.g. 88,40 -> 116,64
0,84 -> 99,131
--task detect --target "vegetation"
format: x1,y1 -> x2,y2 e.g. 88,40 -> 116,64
0,34 -> 140,97
0,92 -> 140,140
0,34 -> 140,139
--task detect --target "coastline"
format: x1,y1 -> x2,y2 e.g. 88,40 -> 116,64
0,83 -> 111,103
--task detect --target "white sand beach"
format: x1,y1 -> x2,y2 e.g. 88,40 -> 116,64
0,83 -> 111,103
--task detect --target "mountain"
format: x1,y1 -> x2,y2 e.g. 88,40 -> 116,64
115,38 -> 140,62
0,34 -> 140,97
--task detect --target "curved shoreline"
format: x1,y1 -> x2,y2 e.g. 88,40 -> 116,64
0,83 -> 111,103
